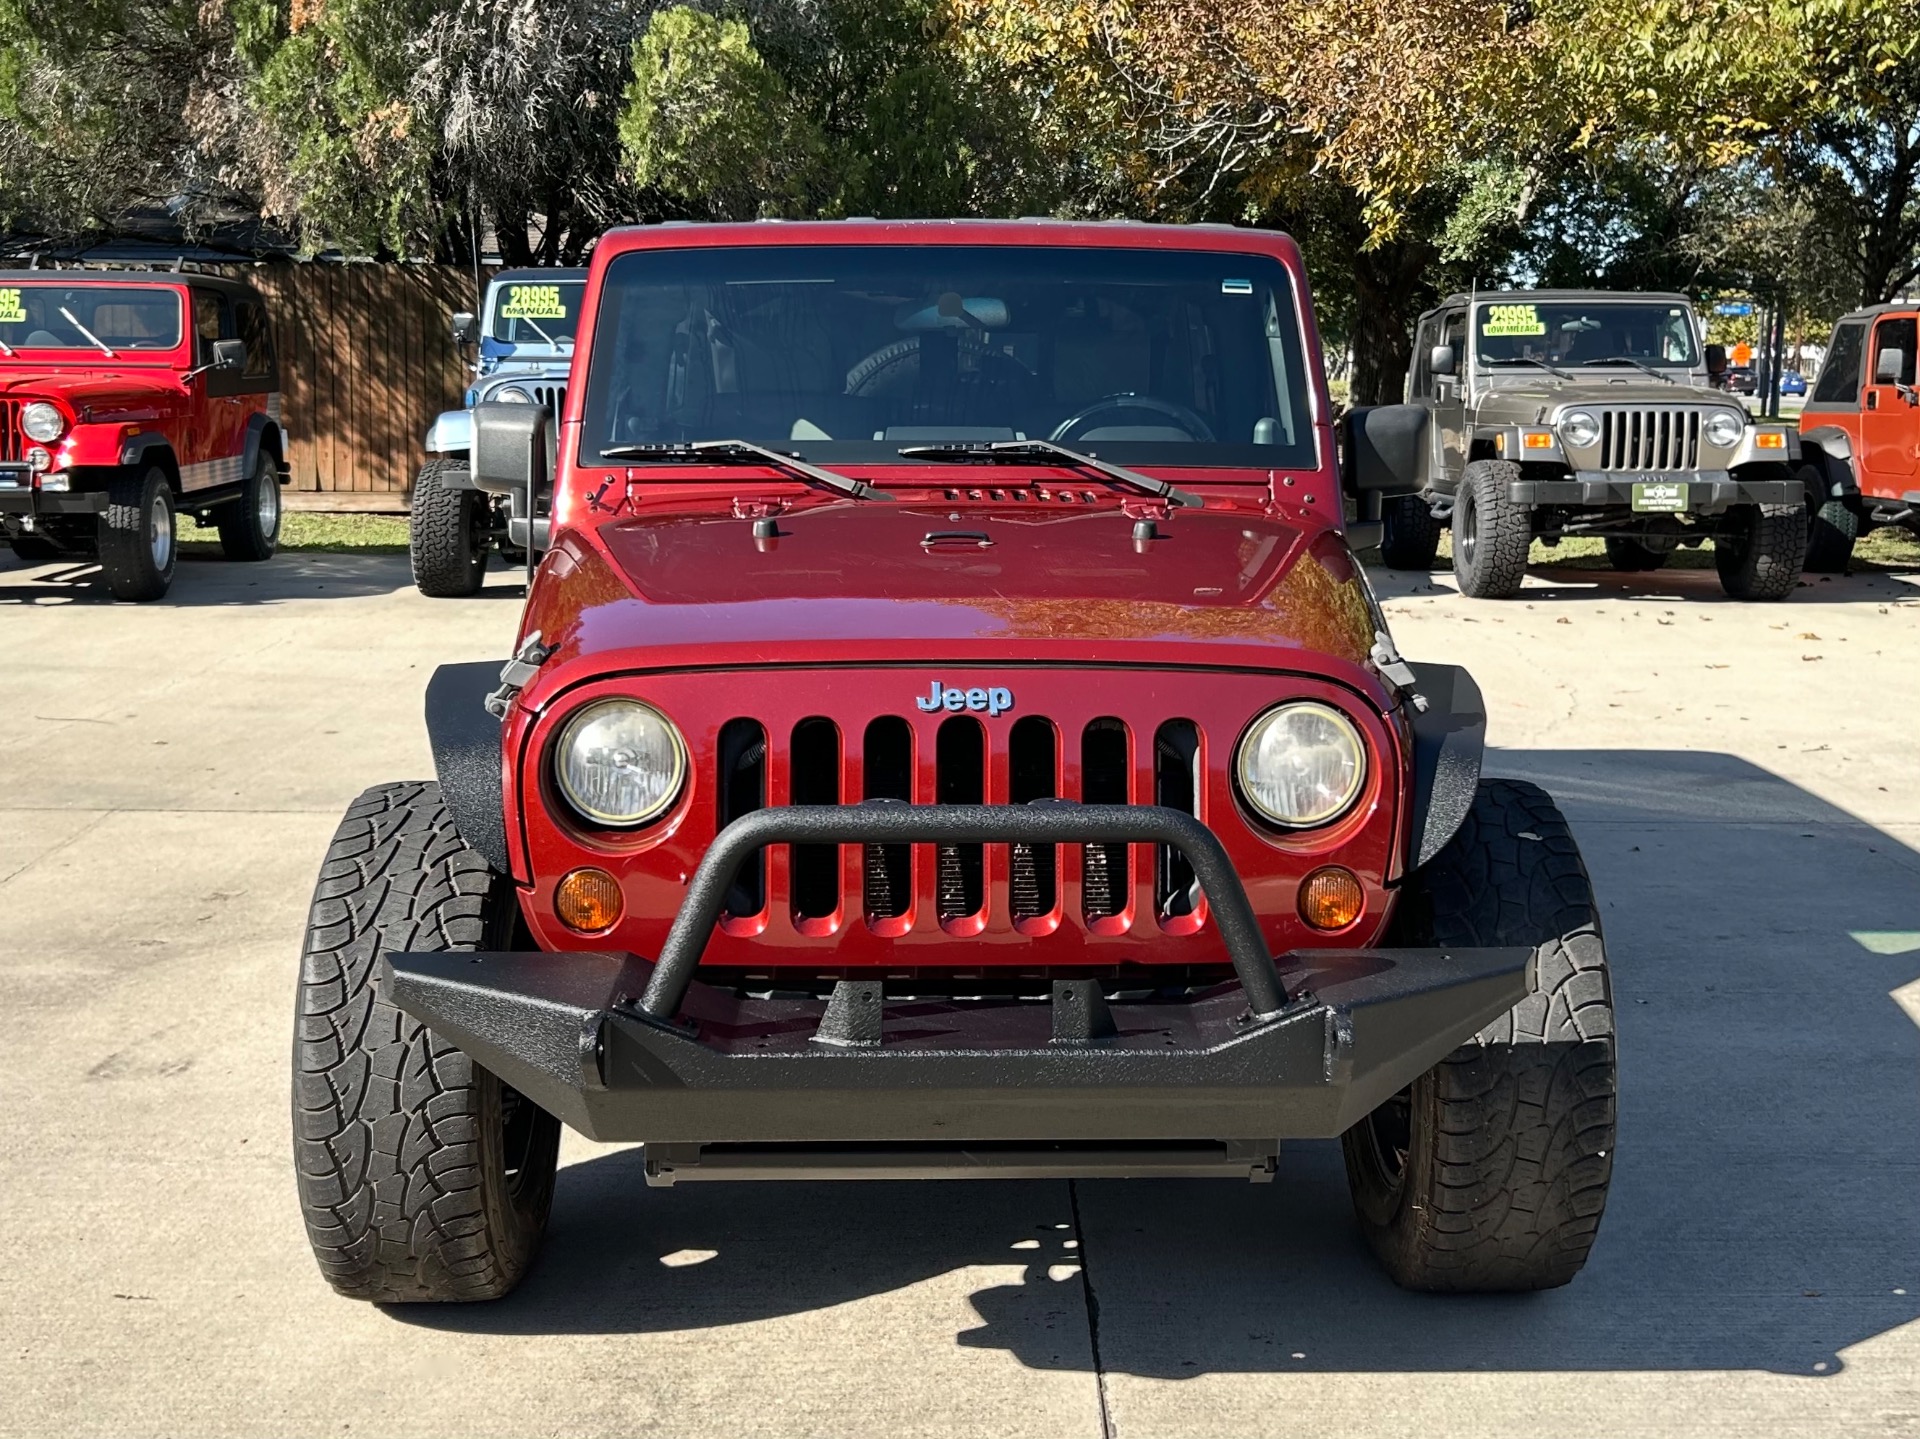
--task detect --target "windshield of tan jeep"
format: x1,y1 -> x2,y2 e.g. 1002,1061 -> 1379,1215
0,284 -> 182,351
1475,301 -> 1698,369
580,245 -> 1315,467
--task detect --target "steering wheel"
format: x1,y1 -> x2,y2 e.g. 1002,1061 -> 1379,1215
1048,393 -> 1215,443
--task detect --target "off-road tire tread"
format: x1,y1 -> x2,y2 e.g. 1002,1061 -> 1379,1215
1379,494 -> 1443,570
216,454 -> 280,562
1454,460 -> 1530,599
1799,464 -> 1857,574
98,465 -> 173,601
410,459 -> 488,597
1344,778 -> 1615,1291
1716,501 -> 1808,600
292,781 -> 554,1302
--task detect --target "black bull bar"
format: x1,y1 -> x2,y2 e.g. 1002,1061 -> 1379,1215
384,804 -> 1532,1146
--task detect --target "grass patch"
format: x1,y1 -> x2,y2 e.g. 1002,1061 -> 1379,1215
179,511 -> 410,554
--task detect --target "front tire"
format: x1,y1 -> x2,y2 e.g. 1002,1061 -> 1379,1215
1715,501 -> 1807,600
1342,778 -> 1616,1291
293,782 -> 560,1302
1799,464 -> 1857,574
410,459 -> 489,597
1378,494 -> 1442,570
217,452 -> 282,561
1450,460 -> 1530,598
98,465 -> 176,601
1604,537 -> 1668,572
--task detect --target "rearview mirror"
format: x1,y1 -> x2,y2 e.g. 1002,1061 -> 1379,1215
470,402 -> 552,500
212,338 -> 246,371
1340,404 -> 1430,496
451,311 -> 480,346
1429,344 -> 1456,377
1876,347 -> 1905,385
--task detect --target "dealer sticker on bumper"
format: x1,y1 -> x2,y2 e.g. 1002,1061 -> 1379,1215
1631,481 -> 1689,513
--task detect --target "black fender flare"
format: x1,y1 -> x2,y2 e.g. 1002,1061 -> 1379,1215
119,433 -> 179,483
1798,426 -> 1860,499
1404,662 -> 1486,871
425,662 -> 510,873
240,412 -> 289,480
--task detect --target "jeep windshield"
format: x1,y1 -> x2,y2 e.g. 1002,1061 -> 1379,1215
489,279 -> 585,346
578,245 -> 1315,468
1474,300 -> 1698,371
0,283 -> 182,351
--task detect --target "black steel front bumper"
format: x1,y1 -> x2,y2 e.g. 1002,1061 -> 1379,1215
1508,471 -> 1801,514
384,804 -> 1532,1150
0,473 -> 107,517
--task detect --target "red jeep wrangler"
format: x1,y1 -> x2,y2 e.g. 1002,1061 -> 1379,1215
0,271 -> 287,600
1798,302 -> 1920,569
292,222 -> 1617,1300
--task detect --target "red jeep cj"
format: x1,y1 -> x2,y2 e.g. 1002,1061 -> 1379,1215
293,221 -> 1617,1301
0,271 -> 287,600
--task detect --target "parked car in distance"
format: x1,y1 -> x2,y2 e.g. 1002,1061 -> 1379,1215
409,268 -> 586,595
1795,302 -> 1920,571
1779,369 -> 1808,397
0,270 -> 288,599
1726,365 -> 1757,395
293,219 -> 1619,1305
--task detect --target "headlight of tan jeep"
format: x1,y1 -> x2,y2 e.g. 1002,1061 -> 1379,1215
1704,410 -> 1745,448
1235,702 -> 1366,828
554,699 -> 687,827
495,386 -> 534,404
1559,410 -> 1600,448
21,402 -> 64,443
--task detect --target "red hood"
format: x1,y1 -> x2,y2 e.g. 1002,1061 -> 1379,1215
520,496 -> 1388,706
0,368 -> 182,418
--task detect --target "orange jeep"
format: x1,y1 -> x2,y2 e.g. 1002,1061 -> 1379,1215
1800,304 -> 1920,570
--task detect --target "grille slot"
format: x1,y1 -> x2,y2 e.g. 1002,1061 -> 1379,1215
0,401 -> 20,462
1154,721 -> 1201,918
861,717 -> 913,920
1008,717 -> 1058,921
935,717 -> 985,920
718,719 -> 767,917
790,718 -> 840,920
1598,408 -> 1700,471
1081,719 -> 1131,921
533,384 -> 566,420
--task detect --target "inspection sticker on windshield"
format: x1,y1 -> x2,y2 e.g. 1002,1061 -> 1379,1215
1221,278 -> 1253,295
0,289 -> 25,325
501,284 -> 567,320
1481,303 -> 1545,337
1632,481 -> 1689,513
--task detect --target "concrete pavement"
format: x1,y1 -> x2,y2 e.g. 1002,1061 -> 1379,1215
1,546 -> 1916,1437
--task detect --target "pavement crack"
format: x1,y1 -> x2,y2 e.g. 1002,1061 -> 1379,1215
1067,1178 -> 1114,1439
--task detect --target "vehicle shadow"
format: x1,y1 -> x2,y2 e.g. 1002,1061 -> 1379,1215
1367,562 -> 1919,606
0,549 -> 528,605
394,749 -> 1920,1378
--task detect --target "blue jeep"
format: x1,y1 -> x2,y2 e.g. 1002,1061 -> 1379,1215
410,268 -> 585,596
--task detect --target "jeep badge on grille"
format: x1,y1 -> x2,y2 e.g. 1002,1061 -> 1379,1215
916,681 -> 1014,717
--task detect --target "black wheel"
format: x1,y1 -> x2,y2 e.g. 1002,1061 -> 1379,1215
293,782 -> 560,1302
1450,460 -> 1530,598
216,452 -> 282,561
8,532 -> 62,562
1604,537 -> 1668,572
1379,494 -> 1442,570
410,459 -> 489,597
98,465 -> 176,601
1342,778 -> 1616,1291
1799,463 -> 1857,574
1715,500 -> 1808,601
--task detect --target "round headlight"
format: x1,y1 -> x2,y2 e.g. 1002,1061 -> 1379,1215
1704,410 -> 1745,448
1236,702 -> 1366,828
1559,410 -> 1600,448
495,385 -> 534,404
554,699 -> 686,827
21,402 -> 64,443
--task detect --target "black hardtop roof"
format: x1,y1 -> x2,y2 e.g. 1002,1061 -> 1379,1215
1428,288 -> 1695,316
490,267 -> 588,288
0,269 -> 264,297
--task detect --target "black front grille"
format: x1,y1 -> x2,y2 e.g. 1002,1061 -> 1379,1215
1598,408 -> 1701,470
0,401 -> 21,462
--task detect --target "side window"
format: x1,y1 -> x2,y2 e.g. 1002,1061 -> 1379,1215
191,290 -> 227,365
1811,323 -> 1866,404
1440,310 -> 1466,377
1871,316 -> 1916,387
1409,317 -> 1437,399
235,301 -> 274,378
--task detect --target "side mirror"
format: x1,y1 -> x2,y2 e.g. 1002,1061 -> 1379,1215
470,402 -> 552,500
1875,347 -> 1905,385
1429,344 -> 1456,377
451,311 -> 480,346
212,338 -> 246,371
1705,343 -> 1727,371
1340,404 -> 1430,496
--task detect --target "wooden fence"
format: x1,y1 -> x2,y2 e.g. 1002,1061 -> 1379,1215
221,262 -> 488,510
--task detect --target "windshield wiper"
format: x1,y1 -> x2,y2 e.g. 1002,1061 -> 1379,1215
1484,356 -> 1572,381
519,316 -> 571,348
599,439 -> 894,501
59,307 -> 114,358
896,439 -> 1203,508
1582,356 -> 1677,384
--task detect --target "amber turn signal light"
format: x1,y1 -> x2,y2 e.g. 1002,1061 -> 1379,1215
555,867 -> 623,933
1298,866 -> 1365,931
1522,430 -> 1556,449
1755,431 -> 1786,450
